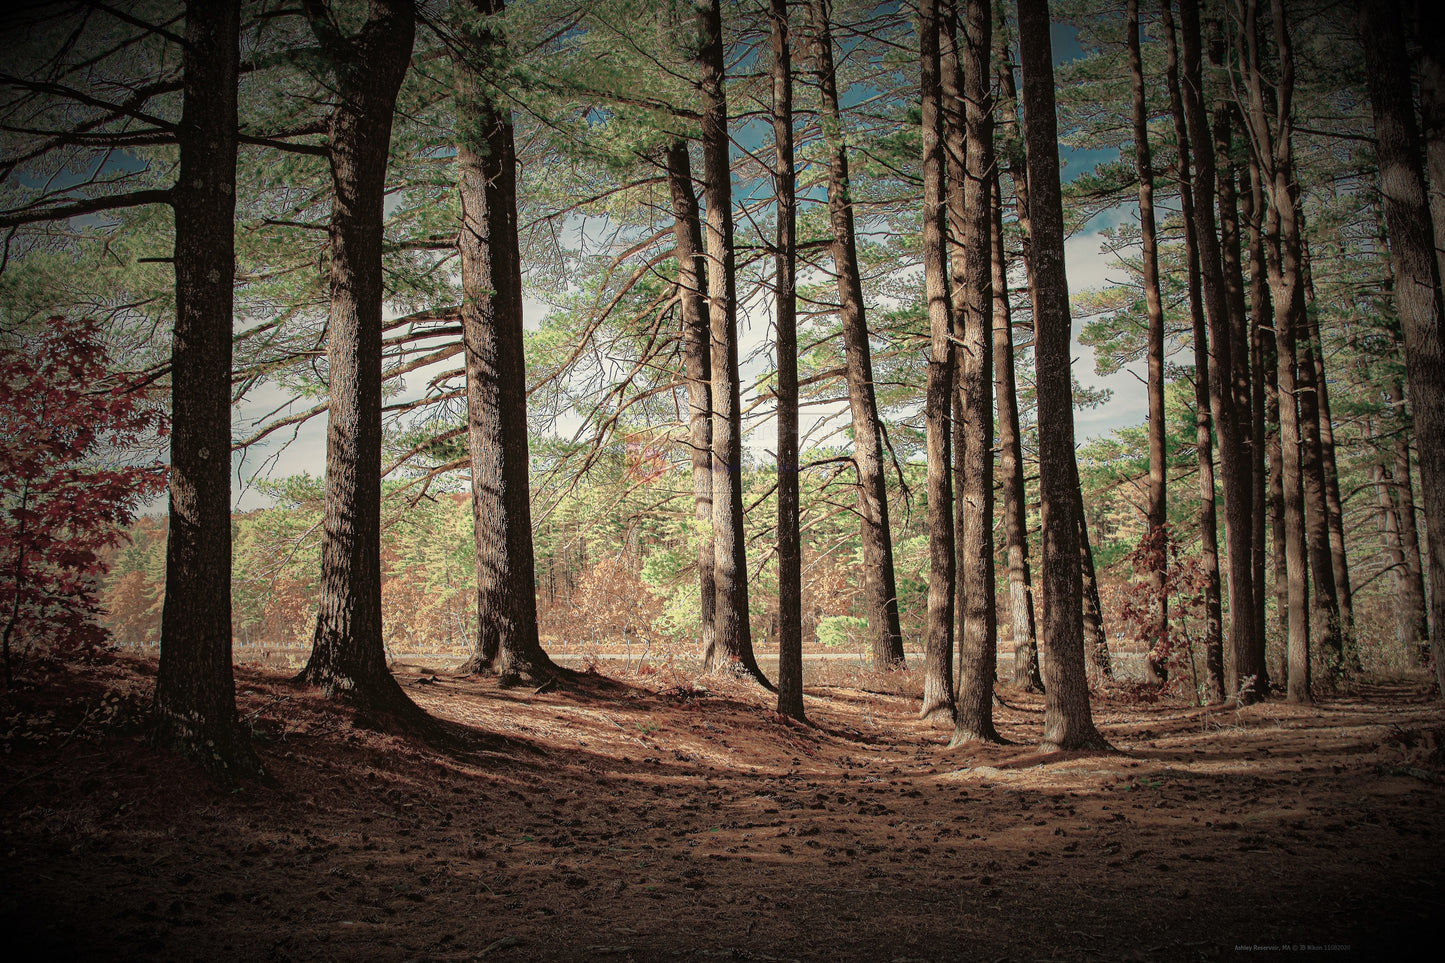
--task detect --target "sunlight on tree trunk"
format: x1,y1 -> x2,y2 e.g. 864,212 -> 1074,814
453,0 -> 560,687
807,0 -> 906,670
298,0 -> 436,732
771,0 -> 804,723
919,0 -> 956,724
1016,0 -> 1109,752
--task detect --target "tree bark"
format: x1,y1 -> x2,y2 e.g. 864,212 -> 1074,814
944,0 -> 971,716
1358,0 -> 1445,697
1240,0 -> 1311,704
1128,0 -> 1169,684
1371,421 -> 1426,666
1290,228 -> 1345,683
992,16 -> 1043,692
1372,454 -> 1409,651
992,173 -> 1042,693
1299,234 -> 1355,655
1385,382 -> 1430,664
1407,0 -> 1445,286
1162,0 -> 1220,692
1077,491 -> 1113,681
664,139 -> 716,669
1016,0 -> 1109,751
807,0 -> 906,669
1242,151 -> 1272,692
453,0 -> 559,687
1247,143 -> 1288,684
920,0 -> 956,722
1209,47 -> 1268,701
151,0 -> 262,783
951,0 -> 1001,745
1268,0 -> 1343,690
698,0 -> 768,685
297,0 -> 433,731
770,0 -> 804,722
1179,0 -> 1249,703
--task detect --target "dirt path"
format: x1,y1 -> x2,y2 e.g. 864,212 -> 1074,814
3,657 -> 1442,961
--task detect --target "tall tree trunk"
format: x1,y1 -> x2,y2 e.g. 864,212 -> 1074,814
1242,151 -> 1272,692
1015,0 -> 1109,751
1249,144 -> 1288,683
951,0 -> 1001,745
1179,0 -> 1249,703
992,172 -> 1042,693
453,0 -> 558,686
1270,0 -> 1343,689
807,0 -> 906,668
1128,0 -> 1169,683
770,0 -> 804,722
1213,88 -> 1269,698
920,0 -> 957,722
1290,233 -> 1345,683
1386,382 -> 1430,664
1241,0 -> 1311,704
1209,37 -> 1267,699
992,16 -> 1043,692
944,0 -> 971,714
663,140 -> 716,669
151,0 -> 261,782
698,0 -> 768,685
1358,0 -> 1445,697
1299,234 -> 1355,655
1162,0 -> 1220,692
296,0 -> 432,730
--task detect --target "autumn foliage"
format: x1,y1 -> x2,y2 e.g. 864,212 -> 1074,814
0,317 -> 167,679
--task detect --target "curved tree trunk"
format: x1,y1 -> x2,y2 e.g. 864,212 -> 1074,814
698,0 -> 768,686
663,140 -> 716,669
1016,0 -> 1109,752
152,0 -> 262,782
453,0 -> 559,687
807,0 -> 906,669
920,0 -> 956,723
770,0 -> 804,722
296,0 -> 433,732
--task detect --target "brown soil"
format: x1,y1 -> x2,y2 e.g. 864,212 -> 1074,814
2,656 -> 1442,961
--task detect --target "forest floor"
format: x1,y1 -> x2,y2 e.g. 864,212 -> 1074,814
2,655 -> 1443,962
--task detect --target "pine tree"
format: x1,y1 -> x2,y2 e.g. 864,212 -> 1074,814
1016,0 -> 1109,751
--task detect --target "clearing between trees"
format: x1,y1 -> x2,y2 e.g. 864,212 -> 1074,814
2,657 -> 1442,961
